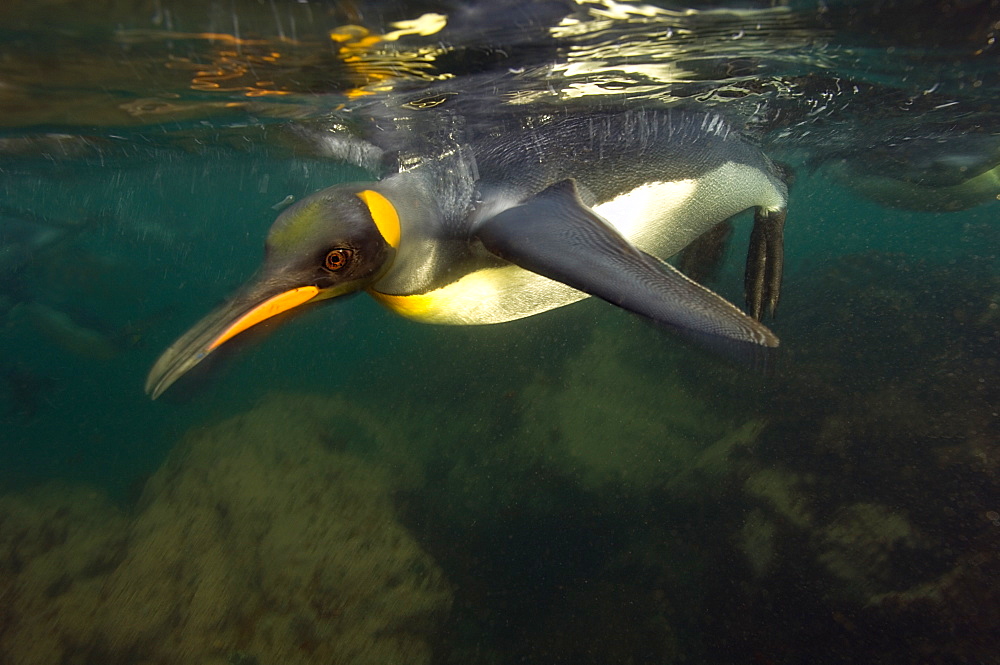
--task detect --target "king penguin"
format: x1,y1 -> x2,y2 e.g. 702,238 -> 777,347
146,108 -> 789,398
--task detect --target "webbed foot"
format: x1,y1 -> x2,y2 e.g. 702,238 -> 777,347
744,208 -> 786,320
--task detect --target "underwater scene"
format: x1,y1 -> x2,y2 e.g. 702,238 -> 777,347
0,0 -> 997,663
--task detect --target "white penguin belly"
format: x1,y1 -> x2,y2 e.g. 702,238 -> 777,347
602,160 -> 786,257
594,178 -> 699,254
370,162 -> 785,325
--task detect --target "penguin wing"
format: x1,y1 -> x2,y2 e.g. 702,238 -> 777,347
475,179 -> 778,349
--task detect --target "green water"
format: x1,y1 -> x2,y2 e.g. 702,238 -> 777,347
0,1 -> 997,664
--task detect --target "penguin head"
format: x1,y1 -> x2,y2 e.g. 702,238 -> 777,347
263,184 -> 400,295
145,183 -> 401,399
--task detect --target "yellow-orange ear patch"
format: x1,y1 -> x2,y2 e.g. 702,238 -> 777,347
356,190 -> 400,248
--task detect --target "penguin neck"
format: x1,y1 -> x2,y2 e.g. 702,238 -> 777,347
376,172 -> 442,233
368,172 -> 460,296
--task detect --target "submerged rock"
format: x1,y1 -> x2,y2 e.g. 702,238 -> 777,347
0,485 -> 129,664
0,393 -> 451,665
744,468 -> 815,530
519,326 -> 765,494
818,502 -> 926,594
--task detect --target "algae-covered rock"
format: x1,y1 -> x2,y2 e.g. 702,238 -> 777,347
0,485 -> 129,665
817,502 -> 924,594
865,546 -> 1000,663
519,326 -> 764,493
0,393 -> 451,665
741,470 -> 937,599
738,469 -> 816,580
743,468 -> 815,529
740,508 -> 778,577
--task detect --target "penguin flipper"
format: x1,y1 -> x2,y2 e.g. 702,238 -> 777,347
744,208 -> 786,320
476,180 -> 778,348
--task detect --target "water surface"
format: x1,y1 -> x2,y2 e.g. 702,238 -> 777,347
0,1 -> 997,663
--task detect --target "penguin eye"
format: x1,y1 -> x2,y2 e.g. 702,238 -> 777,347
323,248 -> 353,272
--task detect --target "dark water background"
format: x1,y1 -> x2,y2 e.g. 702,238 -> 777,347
0,1 -> 997,664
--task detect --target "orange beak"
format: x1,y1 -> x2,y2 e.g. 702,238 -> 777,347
145,283 -> 321,399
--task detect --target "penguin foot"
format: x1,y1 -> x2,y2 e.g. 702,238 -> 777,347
677,220 -> 734,285
744,208 -> 786,320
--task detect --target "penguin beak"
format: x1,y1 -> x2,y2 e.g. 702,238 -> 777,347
145,280 -> 323,399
